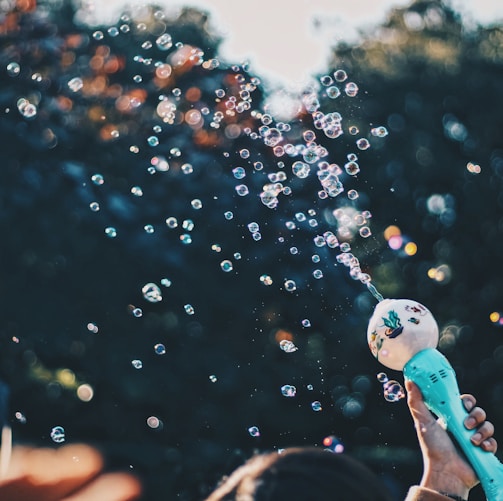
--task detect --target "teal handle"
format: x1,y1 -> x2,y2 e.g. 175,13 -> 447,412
404,348 -> 503,501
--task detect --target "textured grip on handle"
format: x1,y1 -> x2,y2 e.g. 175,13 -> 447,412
404,348 -> 503,501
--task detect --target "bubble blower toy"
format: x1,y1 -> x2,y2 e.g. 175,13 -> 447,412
367,298 -> 503,501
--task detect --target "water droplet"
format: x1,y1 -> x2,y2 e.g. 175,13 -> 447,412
50,426 -> 65,443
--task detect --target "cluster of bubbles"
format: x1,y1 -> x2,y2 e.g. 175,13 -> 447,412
376,372 -> 405,402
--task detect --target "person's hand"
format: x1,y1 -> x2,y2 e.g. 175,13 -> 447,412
0,443 -> 142,501
405,380 -> 497,499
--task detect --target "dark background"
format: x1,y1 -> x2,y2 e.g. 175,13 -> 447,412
0,0 -> 502,499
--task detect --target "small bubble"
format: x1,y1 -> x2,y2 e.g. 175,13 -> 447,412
68,77 -> 83,92
156,33 -> 173,50
6,62 -> 20,76
344,82 -> 359,97
15,411 -> 27,424
92,30 -> 104,40
191,199 -> 203,209
302,319 -> 311,328
247,222 -> 260,233
371,126 -> 388,137
307,384 -> 314,391
284,279 -> 297,292
180,234 -> 192,244
349,126 -> 359,135
347,190 -> 359,200
312,254 -> 320,263
239,149 -> 250,159
148,136 -> 159,147
160,278 -> 172,287
89,202 -> 100,212
87,322 -> 99,333
323,435 -> 344,453
224,211 -> 234,220
359,226 -> 372,238
377,372 -> 388,383
147,416 -> 163,429
233,252 -> 241,260
131,360 -> 143,369
334,69 -> 348,82
181,163 -> 193,174
220,260 -> 233,272
92,174 -> 104,185
142,283 -> 162,303
105,227 -> 117,238
144,224 -> 155,234
50,426 -> 65,443
131,186 -> 143,196
311,401 -> 322,411
281,384 -> 297,397
312,269 -> 323,279
132,307 -> 143,318
209,374 -> 217,383
260,274 -> 273,286
248,426 -> 260,437
344,161 -> 360,176
279,340 -> 298,353
184,304 -> 195,315
165,217 -> 178,228
154,343 -> 166,355
326,86 -> 340,99
383,380 -> 405,402
356,138 -> 370,150
235,184 -> 249,196
232,167 -> 246,179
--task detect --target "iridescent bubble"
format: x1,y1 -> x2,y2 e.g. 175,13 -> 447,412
344,161 -> 360,176
313,269 -> 323,279
383,380 -> 406,402
147,416 -> 163,429
209,374 -> 217,383
312,254 -> 320,263
239,149 -> 250,159
144,224 -> 155,234
232,167 -> 246,179
160,278 -> 172,287
191,199 -> 202,209
184,304 -> 195,315
248,426 -> 260,437
50,426 -> 65,443
154,343 -> 166,355
234,252 -> 241,260
89,202 -> 100,212
156,33 -> 173,50
345,82 -> 359,97
87,322 -> 99,333
349,126 -> 359,135
131,359 -> 143,369
323,435 -> 344,453
289,247 -> 298,255
91,174 -> 104,185
179,233 -> 192,244
15,411 -> 26,424
260,274 -> 273,286
235,184 -> 249,196
359,226 -> 372,238
281,384 -> 297,397
92,30 -> 104,40
279,340 -> 298,353
292,161 -> 310,179
347,190 -> 359,200
334,69 -> 348,82
107,26 -> 119,37
311,401 -> 322,411
371,126 -> 389,137
302,319 -> 311,328
68,77 -> 83,92
105,227 -> 117,238
17,98 -> 37,118
326,86 -> 340,99
377,372 -> 388,383
220,260 -> 233,272
132,307 -> 143,318
224,211 -> 234,220
7,62 -> 20,76
148,136 -> 159,147
247,222 -> 260,233
142,283 -> 162,303
284,280 -> 297,292
165,217 -> 178,228
131,186 -> 143,196
356,138 -> 370,150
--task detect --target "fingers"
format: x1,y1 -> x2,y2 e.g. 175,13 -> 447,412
461,394 -> 498,452
61,472 -> 142,501
0,444 -> 104,501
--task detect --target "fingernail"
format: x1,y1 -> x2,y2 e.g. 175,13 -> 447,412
471,432 -> 482,444
465,417 -> 476,429
463,399 -> 474,411
483,440 -> 492,450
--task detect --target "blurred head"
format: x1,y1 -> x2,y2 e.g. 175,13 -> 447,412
205,447 -> 393,501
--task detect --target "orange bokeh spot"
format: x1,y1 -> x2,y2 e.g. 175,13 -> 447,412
274,329 -> 293,343
185,86 -> 202,102
383,225 -> 401,241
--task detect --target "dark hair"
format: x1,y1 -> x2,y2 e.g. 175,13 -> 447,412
205,447 -> 393,501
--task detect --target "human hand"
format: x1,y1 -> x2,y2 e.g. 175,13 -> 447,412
0,443 -> 142,501
405,380 -> 497,499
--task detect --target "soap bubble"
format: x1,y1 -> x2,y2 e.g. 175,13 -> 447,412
50,426 -> 65,443
142,283 -> 162,303
279,339 -> 298,353
248,426 -> 260,437
280,384 -> 296,397
383,380 -> 406,402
